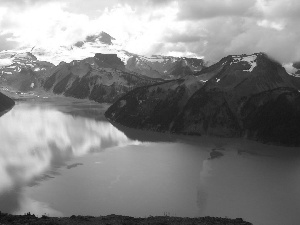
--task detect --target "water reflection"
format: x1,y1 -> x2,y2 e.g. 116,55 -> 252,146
0,104 -> 136,214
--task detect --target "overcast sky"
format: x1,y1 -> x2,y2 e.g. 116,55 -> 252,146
0,0 -> 299,63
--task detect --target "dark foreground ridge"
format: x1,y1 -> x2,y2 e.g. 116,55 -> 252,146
0,91 -> 15,115
0,212 -> 252,225
105,53 -> 300,146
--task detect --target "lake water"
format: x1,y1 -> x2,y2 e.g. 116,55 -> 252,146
0,97 -> 300,225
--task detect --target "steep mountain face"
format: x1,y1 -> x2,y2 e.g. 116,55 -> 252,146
106,53 -> 300,146
126,55 -> 205,78
0,91 -> 14,114
105,75 -> 203,130
0,52 -> 54,92
43,54 -> 160,103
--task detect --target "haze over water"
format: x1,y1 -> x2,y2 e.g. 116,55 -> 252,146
0,98 -> 300,225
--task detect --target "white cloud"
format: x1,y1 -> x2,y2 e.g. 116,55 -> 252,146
0,2 -> 93,48
257,19 -> 285,31
1,0 -> 300,63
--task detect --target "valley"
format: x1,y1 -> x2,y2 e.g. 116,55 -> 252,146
0,30 -> 300,225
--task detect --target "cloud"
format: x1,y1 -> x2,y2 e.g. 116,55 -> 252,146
171,0 -> 300,63
1,0 -> 300,63
178,0 -> 257,20
0,34 -> 18,51
0,2 -> 95,48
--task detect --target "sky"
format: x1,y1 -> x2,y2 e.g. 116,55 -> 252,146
0,0 -> 299,63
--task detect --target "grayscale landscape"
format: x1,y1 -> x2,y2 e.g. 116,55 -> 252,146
0,1 -> 299,225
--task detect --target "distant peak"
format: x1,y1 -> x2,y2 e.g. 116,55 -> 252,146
74,31 -> 115,48
85,31 -> 115,45
220,52 -> 278,66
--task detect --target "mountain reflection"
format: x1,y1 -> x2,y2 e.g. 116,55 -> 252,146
0,104 -> 135,214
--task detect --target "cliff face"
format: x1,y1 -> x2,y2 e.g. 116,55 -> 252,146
43,54 -> 160,103
106,53 -> 300,146
94,53 -> 125,71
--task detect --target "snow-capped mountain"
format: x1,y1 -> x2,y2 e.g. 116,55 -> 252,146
196,53 -> 300,92
0,31 -> 206,102
0,31 -> 206,79
0,51 -> 54,92
106,53 -> 300,146
43,53 -> 161,103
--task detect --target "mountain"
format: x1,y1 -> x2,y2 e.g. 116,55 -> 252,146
74,31 -> 115,47
43,53 -> 161,103
0,91 -> 14,115
0,51 -> 54,92
105,75 -> 204,130
126,55 -> 206,78
0,31 -> 206,102
0,31 -> 205,79
105,53 -> 300,146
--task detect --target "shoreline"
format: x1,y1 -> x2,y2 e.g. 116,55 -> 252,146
0,212 -> 253,225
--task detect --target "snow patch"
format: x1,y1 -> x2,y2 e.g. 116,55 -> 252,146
0,58 -> 13,67
231,54 -> 257,72
242,55 -> 257,72
216,78 -> 220,82
6,66 -> 16,69
142,56 -> 165,63
34,68 -> 40,72
30,83 -> 35,88
283,63 -> 298,75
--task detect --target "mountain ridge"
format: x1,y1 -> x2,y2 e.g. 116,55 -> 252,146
105,52 -> 300,146
0,31 -> 206,79
43,54 -> 161,103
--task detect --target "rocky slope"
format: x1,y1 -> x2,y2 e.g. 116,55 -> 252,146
43,53 -> 161,103
0,52 -> 54,92
106,53 -> 300,146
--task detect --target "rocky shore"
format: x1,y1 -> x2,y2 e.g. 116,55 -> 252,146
0,212 -> 252,225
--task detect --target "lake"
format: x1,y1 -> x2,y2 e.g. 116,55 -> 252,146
0,97 -> 300,225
